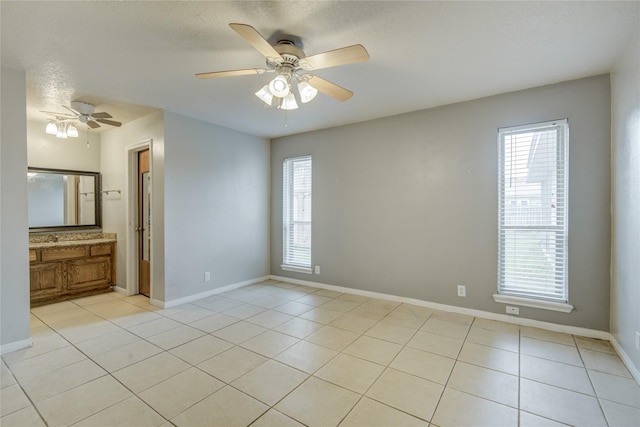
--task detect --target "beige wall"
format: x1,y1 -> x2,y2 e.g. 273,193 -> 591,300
271,75 -> 611,331
610,30 -> 640,375
27,119 -> 101,172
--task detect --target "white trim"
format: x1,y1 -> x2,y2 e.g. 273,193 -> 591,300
498,118 -> 568,133
281,264 -> 313,274
125,139 -> 152,298
155,276 -> 270,309
269,275 -> 608,340
0,338 -> 32,356
493,294 -> 574,313
112,285 -> 131,296
610,335 -> 640,385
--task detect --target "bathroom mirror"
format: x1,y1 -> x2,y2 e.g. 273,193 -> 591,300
28,167 -> 102,231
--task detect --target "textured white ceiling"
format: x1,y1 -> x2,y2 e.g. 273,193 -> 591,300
2,1 -> 638,138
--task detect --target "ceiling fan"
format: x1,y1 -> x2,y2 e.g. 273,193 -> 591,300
42,101 -> 122,129
196,23 -> 370,109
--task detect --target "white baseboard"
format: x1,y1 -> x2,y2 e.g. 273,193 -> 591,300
0,338 -> 32,356
112,285 -> 131,296
610,335 -> 640,385
269,275 -> 610,340
155,276 -> 270,309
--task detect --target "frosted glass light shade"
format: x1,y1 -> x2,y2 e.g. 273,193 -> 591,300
56,125 -> 68,139
280,93 -> 298,110
255,84 -> 274,105
67,124 -> 79,137
45,121 -> 58,135
298,81 -> 318,103
269,75 -> 290,97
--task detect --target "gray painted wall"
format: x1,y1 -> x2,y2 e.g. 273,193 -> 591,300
611,31 -> 640,373
272,75 -> 611,331
101,111 -> 165,297
1,67 -> 30,349
163,111 -> 270,302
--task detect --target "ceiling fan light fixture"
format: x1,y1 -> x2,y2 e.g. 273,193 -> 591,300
67,123 -> 79,138
297,80 -> 318,103
56,123 -> 68,139
255,84 -> 274,105
279,93 -> 299,110
269,74 -> 290,97
45,121 -> 58,135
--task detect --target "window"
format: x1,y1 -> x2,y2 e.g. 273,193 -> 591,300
282,155 -> 312,273
497,119 -> 569,308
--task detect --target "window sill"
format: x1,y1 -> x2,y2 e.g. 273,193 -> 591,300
493,294 -> 574,313
281,264 -> 313,274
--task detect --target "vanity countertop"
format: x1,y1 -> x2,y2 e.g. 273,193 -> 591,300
29,238 -> 116,249
29,232 -> 117,249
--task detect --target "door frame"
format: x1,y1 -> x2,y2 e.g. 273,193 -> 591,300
125,139 -> 153,298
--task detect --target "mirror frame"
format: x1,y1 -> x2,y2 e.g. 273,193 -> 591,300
28,167 -> 102,232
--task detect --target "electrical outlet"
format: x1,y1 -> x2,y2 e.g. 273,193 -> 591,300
506,306 -> 519,315
314,265 -> 320,274
635,331 -> 640,352
204,272 -> 210,282
457,285 -> 466,297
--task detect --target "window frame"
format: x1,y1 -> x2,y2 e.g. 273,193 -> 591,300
494,119 -> 573,313
281,155 -> 313,274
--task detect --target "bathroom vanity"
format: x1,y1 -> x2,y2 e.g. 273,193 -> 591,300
29,233 -> 116,306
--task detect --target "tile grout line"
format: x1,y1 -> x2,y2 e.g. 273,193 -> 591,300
575,334 -> 612,427
330,305 -> 433,425
31,300 -> 173,426
12,282 -> 634,426
427,314 -> 476,424
0,360 -> 49,426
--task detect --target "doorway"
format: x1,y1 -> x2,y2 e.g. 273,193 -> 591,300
137,149 -> 151,297
125,139 -> 153,299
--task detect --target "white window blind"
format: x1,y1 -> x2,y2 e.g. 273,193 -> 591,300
283,155 -> 312,270
498,119 -> 568,302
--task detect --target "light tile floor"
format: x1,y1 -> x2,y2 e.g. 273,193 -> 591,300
1,280 -> 639,426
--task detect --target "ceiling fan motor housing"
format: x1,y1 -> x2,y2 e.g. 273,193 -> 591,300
269,42 -> 305,73
70,101 -> 96,116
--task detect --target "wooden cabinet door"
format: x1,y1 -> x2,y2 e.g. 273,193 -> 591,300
30,262 -> 64,298
67,256 -> 113,291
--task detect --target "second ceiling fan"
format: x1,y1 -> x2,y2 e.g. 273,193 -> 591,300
196,23 -> 369,109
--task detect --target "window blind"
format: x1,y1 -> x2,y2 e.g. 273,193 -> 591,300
283,155 -> 312,269
498,119 -> 568,302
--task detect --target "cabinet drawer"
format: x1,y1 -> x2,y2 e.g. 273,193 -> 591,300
41,246 -> 88,261
29,249 -> 37,262
90,244 -> 112,256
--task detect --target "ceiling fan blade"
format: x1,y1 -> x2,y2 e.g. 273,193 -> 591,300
40,110 -> 76,118
87,120 -> 100,129
229,23 -> 282,61
62,105 -> 81,116
307,75 -> 353,102
96,118 -> 122,127
299,45 -> 369,71
196,68 -> 270,79
91,112 -> 112,119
